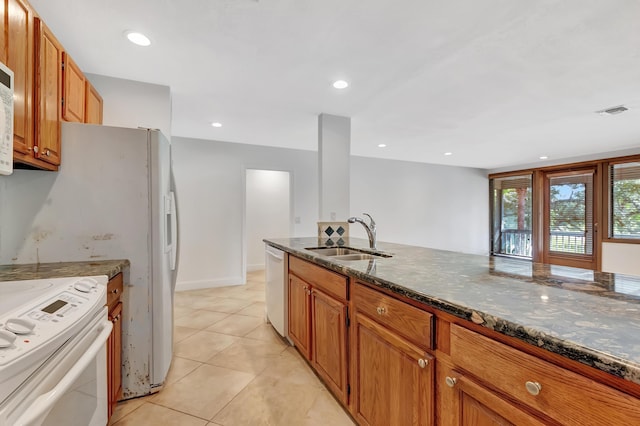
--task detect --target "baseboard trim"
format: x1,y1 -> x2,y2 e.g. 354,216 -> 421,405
176,276 -> 244,292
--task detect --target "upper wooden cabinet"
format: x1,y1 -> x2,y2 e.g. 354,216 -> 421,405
62,52 -> 85,123
3,0 -> 103,171
84,80 -> 103,124
34,18 -> 62,166
6,0 -> 35,159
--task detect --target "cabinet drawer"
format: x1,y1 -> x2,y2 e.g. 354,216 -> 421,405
450,324 -> 640,426
353,282 -> 433,350
289,256 -> 347,300
106,273 -> 123,310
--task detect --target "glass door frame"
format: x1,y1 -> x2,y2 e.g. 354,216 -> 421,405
541,167 -> 600,270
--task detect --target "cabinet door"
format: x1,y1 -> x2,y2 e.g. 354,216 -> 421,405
84,81 -> 103,124
34,18 -> 62,165
311,288 -> 348,404
447,371 -> 547,426
353,313 -> 434,426
62,52 -> 85,122
7,0 -> 34,156
108,302 -> 123,419
288,274 -> 311,360
0,1 -> 5,63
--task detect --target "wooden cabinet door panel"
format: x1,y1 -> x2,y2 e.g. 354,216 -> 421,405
453,372 -> 548,426
353,313 -> 434,426
62,52 -> 85,122
108,302 -> 123,418
288,274 -> 311,360
312,288 -> 348,404
84,81 -> 103,124
7,0 -> 34,155
34,19 -> 62,165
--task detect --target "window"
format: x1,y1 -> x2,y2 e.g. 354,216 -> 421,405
490,175 -> 532,258
609,161 -> 640,239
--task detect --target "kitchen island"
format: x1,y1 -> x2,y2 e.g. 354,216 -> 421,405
266,236 -> 640,425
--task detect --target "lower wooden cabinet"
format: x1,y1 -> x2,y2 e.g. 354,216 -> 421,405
106,273 -> 123,421
288,257 -> 349,405
311,287 -> 349,404
288,274 -> 312,360
285,254 -> 640,426
352,306 -> 434,426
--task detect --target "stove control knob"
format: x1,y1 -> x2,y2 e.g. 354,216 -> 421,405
0,329 -> 17,348
74,278 -> 97,293
6,318 -> 36,335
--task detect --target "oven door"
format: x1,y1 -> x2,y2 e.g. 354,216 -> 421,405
1,308 -> 112,426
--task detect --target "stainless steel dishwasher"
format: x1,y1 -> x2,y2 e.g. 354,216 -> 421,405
265,245 -> 288,340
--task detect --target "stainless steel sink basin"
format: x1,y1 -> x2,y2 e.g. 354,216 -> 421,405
305,246 -> 392,259
332,254 -> 378,261
305,247 -> 363,256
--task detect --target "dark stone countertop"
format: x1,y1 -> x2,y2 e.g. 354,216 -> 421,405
264,237 -> 640,385
0,259 -> 130,281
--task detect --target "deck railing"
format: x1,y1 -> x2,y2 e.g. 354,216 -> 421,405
497,229 -> 590,258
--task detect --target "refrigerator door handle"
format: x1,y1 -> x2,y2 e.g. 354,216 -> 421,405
169,191 -> 178,271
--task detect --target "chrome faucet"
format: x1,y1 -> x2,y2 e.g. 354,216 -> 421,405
348,213 -> 377,250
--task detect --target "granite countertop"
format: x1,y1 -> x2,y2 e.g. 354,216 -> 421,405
265,237 -> 640,385
0,259 -> 130,281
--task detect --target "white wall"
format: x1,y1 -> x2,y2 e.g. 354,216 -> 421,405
602,242 -> 640,276
350,156 -> 489,255
171,137 -> 317,291
318,114 -> 350,221
246,169 -> 290,271
86,74 -> 172,140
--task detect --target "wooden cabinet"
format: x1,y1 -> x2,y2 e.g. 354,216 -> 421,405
62,52 -> 85,122
3,0 -> 103,171
351,282 -> 434,426
311,287 -> 348,403
106,273 -> 123,421
34,18 -> 61,166
288,256 -> 350,404
448,324 -> 640,426
288,273 -> 312,360
6,0 -> 35,161
84,80 -> 103,124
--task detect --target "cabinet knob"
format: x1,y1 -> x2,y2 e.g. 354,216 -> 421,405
525,381 -> 541,396
445,376 -> 457,388
33,146 -> 39,153
376,306 -> 386,315
45,149 -> 50,156
418,358 -> 428,368
112,288 -> 119,294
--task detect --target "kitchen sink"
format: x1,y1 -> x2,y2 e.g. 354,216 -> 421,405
305,246 -> 392,259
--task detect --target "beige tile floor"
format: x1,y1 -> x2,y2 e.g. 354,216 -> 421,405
110,270 -> 355,426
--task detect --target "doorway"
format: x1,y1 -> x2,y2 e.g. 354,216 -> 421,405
542,168 -> 597,269
245,169 -> 291,274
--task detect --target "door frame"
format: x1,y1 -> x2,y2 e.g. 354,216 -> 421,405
540,166 -> 600,270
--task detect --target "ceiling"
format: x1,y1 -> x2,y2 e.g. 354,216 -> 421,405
29,0 -> 640,169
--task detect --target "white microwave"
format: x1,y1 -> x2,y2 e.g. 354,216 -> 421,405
0,61 -> 14,176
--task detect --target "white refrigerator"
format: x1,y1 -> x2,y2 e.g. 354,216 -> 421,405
0,121 -> 179,399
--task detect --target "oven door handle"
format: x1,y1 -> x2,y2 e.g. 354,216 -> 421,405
14,319 -> 113,426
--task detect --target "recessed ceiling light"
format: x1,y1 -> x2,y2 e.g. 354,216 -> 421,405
539,156 -> 548,160
333,80 -> 349,89
125,31 -> 151,46
596,105 -> 628,115
378,144 -> 387,148
211,122 -> 222,128
444,152 -> 453,156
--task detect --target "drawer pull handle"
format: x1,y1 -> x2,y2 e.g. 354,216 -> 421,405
525,381 -> 542,396
418,358 -> 428,368
112,288 -> 119,294
445,376 -> 457,388
376,307 -> 386,315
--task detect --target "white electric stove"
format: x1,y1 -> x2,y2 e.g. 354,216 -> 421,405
0,276 -> 111,426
